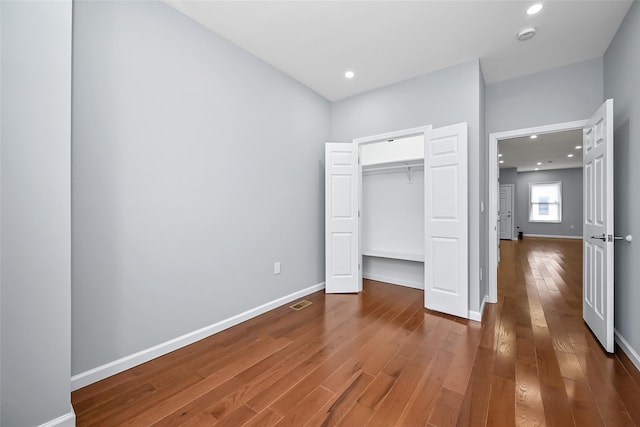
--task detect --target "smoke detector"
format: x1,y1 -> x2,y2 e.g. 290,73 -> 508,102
517,27 -> 537,41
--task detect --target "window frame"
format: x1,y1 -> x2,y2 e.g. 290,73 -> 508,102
528,181 -> 562,223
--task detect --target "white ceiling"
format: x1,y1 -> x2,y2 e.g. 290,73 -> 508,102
499,129 -> 583,172
165,0 -> 632,101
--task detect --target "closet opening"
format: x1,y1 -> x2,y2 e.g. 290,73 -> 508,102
325,122 -> 468,318
360,135 -> 425,290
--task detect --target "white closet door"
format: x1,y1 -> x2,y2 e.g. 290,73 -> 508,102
424,123 -> 468,318
325,143 -> 361,293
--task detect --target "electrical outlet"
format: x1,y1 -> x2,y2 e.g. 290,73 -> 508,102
274,262 -> 281,275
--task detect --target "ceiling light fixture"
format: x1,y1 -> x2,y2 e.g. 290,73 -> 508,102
530,135 -> 538,139
499,160 -> 504,164
517,27 -> 537,42
575,145 -> 582,149
535,168 -> 539,171
344,70 -> 355,79
568,154 -> 574,158
526,3 -> 543,15
537,162 -> 542,165
499,153 -> 503,157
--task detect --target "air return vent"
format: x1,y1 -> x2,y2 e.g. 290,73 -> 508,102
290,300 -> 313,311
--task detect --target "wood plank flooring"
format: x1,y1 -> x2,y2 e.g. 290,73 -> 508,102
72,238 -> 640,426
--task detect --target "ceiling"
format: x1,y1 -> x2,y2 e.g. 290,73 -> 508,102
165,0 -> 632,101
499,129 -> 583,172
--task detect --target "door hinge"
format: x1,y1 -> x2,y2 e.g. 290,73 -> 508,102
358,263 -> 361,271
358,210 -> 360,218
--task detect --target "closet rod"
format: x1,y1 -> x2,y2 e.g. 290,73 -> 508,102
362,163 -> 424,173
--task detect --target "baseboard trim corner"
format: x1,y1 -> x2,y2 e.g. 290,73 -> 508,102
38,405 -> 76,427
615,329 -> 640,373
468,295 -> 487,322
71,282 -> 325,391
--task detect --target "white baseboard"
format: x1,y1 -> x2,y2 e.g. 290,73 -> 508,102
38,405 -> 75,427
468,295 -> 488,322
615,329 -> 640,373
71,282 -> 325,391
363,273 -> 423,290
523,234 -> 582,240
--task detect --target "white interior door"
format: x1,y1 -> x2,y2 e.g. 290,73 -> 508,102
499,185 -> 513,240
325,143 -> 361,293
424,123 -> 468,318
583,99 -> 614,353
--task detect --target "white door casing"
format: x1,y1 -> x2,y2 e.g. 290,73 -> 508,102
583,99 -> 614,353
499,185 -> 514,240
424,123 -> 468,318
325,143 -> 361,293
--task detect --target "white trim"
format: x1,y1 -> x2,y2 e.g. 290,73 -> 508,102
71,282 -> 325,390
38,406 -> 75,427
489,120 -> 588,305
353,125 -> 432,145
615,329 -> 640,373
468,295 -> 488,322
363,273 -> 423,290
523,234 -> 582,240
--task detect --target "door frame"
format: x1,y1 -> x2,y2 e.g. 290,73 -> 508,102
488,119 -> 587,303
353,125 -> 432,293
499,184 -> 515,240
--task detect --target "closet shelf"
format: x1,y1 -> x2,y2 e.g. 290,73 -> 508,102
362,249 -> 424,263
362,158 -> 424,173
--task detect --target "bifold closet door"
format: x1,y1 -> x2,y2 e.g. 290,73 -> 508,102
325,143 -> 361,293
424,123 -> 468,318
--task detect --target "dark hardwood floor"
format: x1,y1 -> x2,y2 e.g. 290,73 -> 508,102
72,238 -> 640,426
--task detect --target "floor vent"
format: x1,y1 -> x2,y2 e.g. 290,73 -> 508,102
290,300 -> 313,311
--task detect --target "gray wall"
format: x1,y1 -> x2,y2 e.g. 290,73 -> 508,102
499,167 -> 518,186
72,1 -> 330,375
604,1 -> 640,361
1,1 -> 73,426
516,168 -> 583,237
486,57 -> 604,135
331,59 -> 484,312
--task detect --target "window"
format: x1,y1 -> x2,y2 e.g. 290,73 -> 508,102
529,181 -> 562,223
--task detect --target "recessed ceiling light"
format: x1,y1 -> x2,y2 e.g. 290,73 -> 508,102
498,153 -> 503,157
517,27 -> 537,42
526,3 -> 543,15
499,160 -> 504,164
537,162 -> 542,165
575,145 -> 582,149
568,154 -> 574,158
530,135 -> 538,139
535,168 -> 539,171
344,70 -> 355,79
